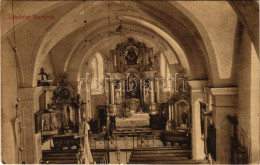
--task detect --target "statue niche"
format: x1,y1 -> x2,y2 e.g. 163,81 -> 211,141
125,49 -> 138,65
125,74 -> 141,100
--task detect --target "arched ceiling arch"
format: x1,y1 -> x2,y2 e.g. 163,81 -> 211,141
31,1 -> 210,87
52,22 -> 192,82
3,1 -> 256,87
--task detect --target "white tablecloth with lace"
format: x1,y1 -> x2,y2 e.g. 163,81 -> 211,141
115,113 -> 150,127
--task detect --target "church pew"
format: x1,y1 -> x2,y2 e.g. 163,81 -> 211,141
129,156 -> 189,161
129,160 -> 209,164
130,152 -> 192,158
128,146 -> 194,164
131,149 -> 192,154
133,146 -> 189,151
42,150 -> 78,164
43,160 -> 78,164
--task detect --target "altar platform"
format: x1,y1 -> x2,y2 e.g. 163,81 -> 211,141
115,113 -> 150,128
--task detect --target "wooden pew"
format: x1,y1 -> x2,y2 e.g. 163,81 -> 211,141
129,159 -> 209,164
42,150 -> 78,164
128,147 -> 194,164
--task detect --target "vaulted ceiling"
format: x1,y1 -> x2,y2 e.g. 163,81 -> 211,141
1,1 -> 259,87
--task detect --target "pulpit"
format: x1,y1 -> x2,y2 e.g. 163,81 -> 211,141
38,74 -> 84,150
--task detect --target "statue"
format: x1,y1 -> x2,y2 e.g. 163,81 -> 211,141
43,116 -> 49,131
51,114 -> 60,130
114,81 -> 122,104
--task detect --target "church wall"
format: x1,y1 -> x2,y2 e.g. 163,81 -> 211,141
1,40 -> 18,163
176,1 -> 238,86
249,42 -> 260,163
91,94 -> 106,120
237,28 -> 260,163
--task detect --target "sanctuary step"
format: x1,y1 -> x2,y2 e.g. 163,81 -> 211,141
91,149 -> 109,164
128,147 -> 207,164
42,149 -> 78,164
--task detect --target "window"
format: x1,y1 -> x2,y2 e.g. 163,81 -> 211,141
160,53 -> 171,91
89,53 -> 104,95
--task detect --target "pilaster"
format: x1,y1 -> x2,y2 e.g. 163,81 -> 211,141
189,80 -> 207,160
18,87 -> 42,164
210,87 -> 238,164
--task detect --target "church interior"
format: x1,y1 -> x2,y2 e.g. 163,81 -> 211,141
1,1 -> 259,164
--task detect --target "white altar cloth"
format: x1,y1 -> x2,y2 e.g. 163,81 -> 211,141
116,113 -> 150,127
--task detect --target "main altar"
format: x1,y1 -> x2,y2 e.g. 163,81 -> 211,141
104,38 -> 161,130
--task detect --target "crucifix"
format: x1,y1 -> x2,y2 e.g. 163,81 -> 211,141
38,68 -> 50,80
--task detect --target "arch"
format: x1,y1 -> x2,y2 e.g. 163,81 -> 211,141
64,20 -> 207,83
26,1 -> 211,87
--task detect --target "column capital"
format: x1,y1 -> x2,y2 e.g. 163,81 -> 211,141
188,80 -> 208,93
210,87 -> 238,107
210,87 -> 238,96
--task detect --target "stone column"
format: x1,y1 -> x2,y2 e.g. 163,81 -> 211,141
155,79 -> 160,103
122,79 -> 126,101
18,87 -> 42,164
168,104 -> 172,121
171,104 -> 174,129
189,80 -> 207,160
110,81 -> 115,104
210,87 -> 238,164
150,78 -> 158,115
143,83 -> 146,104
150,79 -> 155,103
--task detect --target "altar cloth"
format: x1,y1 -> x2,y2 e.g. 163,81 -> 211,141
115,113 -> 150,127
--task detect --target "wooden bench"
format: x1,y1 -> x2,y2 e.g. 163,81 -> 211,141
128,147 -> 193,164
42,150 -> 78,164
129,159 -> 209,164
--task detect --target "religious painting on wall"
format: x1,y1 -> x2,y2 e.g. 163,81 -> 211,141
176,101 -> 190,131
125,76 -> 141,99
125,48 -> 138,65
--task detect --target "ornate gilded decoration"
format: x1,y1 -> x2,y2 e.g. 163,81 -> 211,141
111,37 -> 159,73
107,37 -> 162,119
